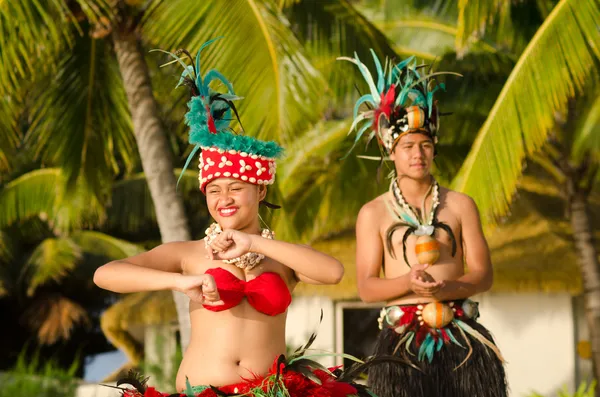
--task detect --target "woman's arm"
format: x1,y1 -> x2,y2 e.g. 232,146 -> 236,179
94,241 -> 188,293
251,238 -> 344,285
206,231 -> 344,285
94,241 -> 223,304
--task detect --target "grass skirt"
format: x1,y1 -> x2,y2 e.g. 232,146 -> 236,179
368,300 -> 508,397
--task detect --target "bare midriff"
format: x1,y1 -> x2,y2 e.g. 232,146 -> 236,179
176,301 -> 287,391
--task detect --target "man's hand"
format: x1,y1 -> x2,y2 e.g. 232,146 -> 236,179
409,263 -> 445,297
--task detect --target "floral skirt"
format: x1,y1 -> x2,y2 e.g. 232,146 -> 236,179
116,355 -> 377,397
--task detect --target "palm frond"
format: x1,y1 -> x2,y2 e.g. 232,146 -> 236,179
456,0 -> 560,56
22,294 -> 90,345
375,18 -> 457,59
71,231 -> 143,259
0,0 -> 110,97
104,169 -> 206,236
451,0 -> 600,225
23,237 -> 82,296
0,168 -> 104,232
455,0 -> 510,55
272,120 -> 388,242
27,34 -> 136,198
281,0 -> 399,104
0,170 -> 62,229
572,90 -> 600,162
432,51 -> 515,181
142,0 -> 326,143
0,96 -> 22,176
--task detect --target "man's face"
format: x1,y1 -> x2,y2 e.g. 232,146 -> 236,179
389,133 -> 435,180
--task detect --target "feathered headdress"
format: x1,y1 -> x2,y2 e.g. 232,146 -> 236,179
154,37 -> 283,193
338,50 -> 461,155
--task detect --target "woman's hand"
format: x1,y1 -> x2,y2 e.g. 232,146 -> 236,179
206,229 -> 254,260
175,274 -> 224,306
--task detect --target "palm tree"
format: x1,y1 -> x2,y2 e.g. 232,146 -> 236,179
0,0 -> 398,350
0,167 -> 144,371
446,0 -> 600,385
272,0 -> 600,383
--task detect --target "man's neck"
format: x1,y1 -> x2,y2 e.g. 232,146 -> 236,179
397,175 -> 434,203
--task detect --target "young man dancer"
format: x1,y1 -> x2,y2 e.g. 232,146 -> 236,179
340,51 -> 508,397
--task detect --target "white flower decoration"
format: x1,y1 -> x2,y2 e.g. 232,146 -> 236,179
218,156 -> 233,168
255,161 -> 267,176
239,159 -> 252,173
203,157 -> 215,171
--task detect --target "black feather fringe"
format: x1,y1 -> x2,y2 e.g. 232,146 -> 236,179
369,322 -> 508,397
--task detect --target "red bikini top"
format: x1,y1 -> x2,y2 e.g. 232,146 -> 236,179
202,268 -> 292,316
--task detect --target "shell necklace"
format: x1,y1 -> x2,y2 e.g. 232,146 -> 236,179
204,223 -> 274,270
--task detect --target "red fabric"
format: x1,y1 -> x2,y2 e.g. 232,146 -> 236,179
202,268 -> 292,316
192,357 -> 358,397
199,148 -> 276,192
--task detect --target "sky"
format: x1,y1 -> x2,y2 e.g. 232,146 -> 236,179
84,349 -> 128,382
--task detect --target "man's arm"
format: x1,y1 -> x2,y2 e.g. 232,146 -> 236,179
355,203 -> 415,303
434,195 -> 493,301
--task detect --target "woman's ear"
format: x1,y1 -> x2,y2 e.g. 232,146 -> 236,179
258,185 -> 268,202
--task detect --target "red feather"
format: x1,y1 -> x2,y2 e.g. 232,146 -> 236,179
205,103 -> 217,134
373,85 -> 396,130
440,328 -> 450,343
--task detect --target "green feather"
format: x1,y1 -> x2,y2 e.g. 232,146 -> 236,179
185,377 -> 195,397
445,326 -> 465,348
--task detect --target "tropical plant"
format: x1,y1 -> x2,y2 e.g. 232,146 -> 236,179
447,0 -> 600,386
527,380 -> 597,397
0,350 -> 80,397
0,0 -> 399,351
0,166 -> 145,370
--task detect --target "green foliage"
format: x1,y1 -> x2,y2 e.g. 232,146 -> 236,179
0,350 -> 79,397
527,380 -> 597,397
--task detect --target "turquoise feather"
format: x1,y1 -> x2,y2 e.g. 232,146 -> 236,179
370,49 -> 385,93
391,56 -> 415,86
405,332 -> 416,356
445,326 -> 465,348
400,212 -> 419,227
418,333 -> 436,362
203,69 -> 235,96
353,94 -> 376,120
194,36 -> 224,91
342,122 -> 373,160
156,38 -> 284,189
427,84 -> 443,116
177,65 -> 195,89
185,377 -> 195,397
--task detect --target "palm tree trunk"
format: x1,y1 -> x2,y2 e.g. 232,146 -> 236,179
570,188 -> 600,391
112,30 -> 192,351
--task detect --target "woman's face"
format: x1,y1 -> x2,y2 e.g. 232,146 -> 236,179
205,178 -> 266,231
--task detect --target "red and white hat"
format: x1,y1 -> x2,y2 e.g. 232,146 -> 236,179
198,147 -> 277,192
163,38 -> 284,193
